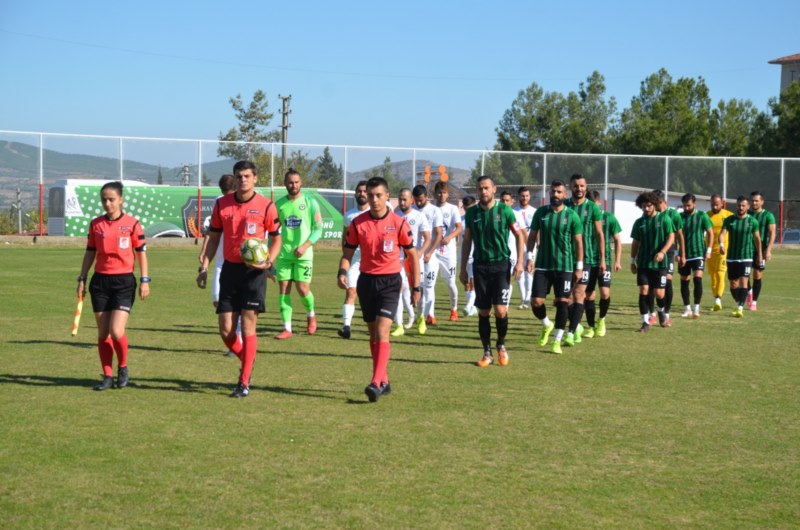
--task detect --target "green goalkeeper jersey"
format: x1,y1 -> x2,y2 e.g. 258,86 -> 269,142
276,193 -> 322,261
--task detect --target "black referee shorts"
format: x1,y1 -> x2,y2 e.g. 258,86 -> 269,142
90,272 -> 136,313
357,272 -> 402,323
217,261 -> 267,314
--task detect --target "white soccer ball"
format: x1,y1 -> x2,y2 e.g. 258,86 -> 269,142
240,238 -> 269,265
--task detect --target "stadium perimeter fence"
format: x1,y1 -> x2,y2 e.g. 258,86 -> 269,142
1,130 -> 799,241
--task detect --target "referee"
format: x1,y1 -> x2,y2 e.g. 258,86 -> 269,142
459,175 -> 525,367
338,177 -> 420,403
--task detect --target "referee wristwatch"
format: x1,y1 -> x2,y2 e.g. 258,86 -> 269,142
412,286 -> 422,293
76,275 -> 87,282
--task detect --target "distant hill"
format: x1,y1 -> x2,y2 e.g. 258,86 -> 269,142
0,141 -> 474,208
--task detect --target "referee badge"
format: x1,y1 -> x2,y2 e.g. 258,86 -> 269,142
246,222 -> 257,235
383,239 -> 394,253
119,236 -> 130,249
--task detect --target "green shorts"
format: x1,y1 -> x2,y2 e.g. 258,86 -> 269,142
276,257 -> 313,283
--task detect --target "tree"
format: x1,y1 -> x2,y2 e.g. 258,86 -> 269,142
316,147 -> 343,189
217,90 -> 280,161
614,68 -> 712,156
772,81 -> 800,157
710,99 -> 758,157
495,71 -> 616,154
365,157 -> 405,194
157,166 -> 164,185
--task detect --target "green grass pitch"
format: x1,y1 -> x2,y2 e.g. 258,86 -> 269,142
1,241 -> 799,528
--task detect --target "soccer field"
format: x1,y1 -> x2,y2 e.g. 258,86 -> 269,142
1,241 -> 799,528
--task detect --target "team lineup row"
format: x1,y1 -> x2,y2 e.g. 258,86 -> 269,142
75,161 -> 777,401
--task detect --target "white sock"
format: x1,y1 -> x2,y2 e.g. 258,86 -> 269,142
343,304 -> 355,326
542,316 -> 552,328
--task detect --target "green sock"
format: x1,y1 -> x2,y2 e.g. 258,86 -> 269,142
301,292 -> 315,316
279,294 -> 292,327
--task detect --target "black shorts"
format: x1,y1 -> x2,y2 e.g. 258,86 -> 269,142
582,266 -> 602,293
678,258 -> 706,276
726,261 -> 753,281
217,261 -> 267,314
666,250 -> 677,275
473,260 -> 512,309
532,269 -> 574,300
598,267 -> 612,289
90,273 -> 136,313
637,268 -> 668,289
753,251 -> 766,271
357,272 -> 402,322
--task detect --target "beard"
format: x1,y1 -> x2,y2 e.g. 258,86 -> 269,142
356,197 -> 368,206
550,196 -> 563,207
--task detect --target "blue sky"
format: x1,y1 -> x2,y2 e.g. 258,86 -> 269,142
1,0 -> 798,153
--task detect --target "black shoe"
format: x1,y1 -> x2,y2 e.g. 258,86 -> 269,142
116,366 -> 129,388
229,383 -> 249,398
364,383 -> 382,403
380,382 -> 392,396
638,323 -> 650,333
94,376 -> 113,391
338,325 -> 351,339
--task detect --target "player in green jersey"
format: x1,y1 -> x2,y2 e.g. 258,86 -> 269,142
746,191 -> 776,311
274,169 -> 323,339
460,176 -> 525,366
526,180 -> 584,354
566,174 -> 605,344
588,190 -> 622,337
678,193 -> 714,319
630,191 -> 675,333
719,196 -> 762,318
654,190 -> 684,327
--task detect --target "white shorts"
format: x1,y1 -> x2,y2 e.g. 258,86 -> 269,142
436,247 -> 458,280
212,262 -> 223,303
346,259 -> 361,289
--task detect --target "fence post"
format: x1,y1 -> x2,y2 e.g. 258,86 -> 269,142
779,158 -> 785,243
39,133 -> 44,236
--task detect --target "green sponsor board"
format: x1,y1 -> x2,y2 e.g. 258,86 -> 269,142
49,180 -> 345,239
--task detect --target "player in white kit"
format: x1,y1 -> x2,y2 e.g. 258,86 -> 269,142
433,181 -> 463,321
513,186 -> 536,308
500,191 -> 519,306
412,184 -> 443,332
338,181 -> 369,339
460,195 -> 478,316
392,188 -> 431,336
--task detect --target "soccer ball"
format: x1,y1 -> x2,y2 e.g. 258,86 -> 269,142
240,238 -> 269,265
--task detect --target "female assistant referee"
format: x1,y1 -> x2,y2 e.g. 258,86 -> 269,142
77,181 -> 150,391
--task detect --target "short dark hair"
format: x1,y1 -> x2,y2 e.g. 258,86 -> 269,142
737,195 -> 749,203
367,176 -> 389,193
750,190 -> 764,200
681,193 -> 696,204
636,191 -> 660,209
550,180 -> 566,189
462,195 -> 476,208
517,186 -> 530,195
500,190 -> 513,199
710,193 -> 722,201
476,175 -> 494,185
233,160 -> 257,175
355,180 -> 368,191
219,174 -> 236,194
652,189 -> 666,202
412,184 -> 428,197
434,180 -> 448,193
101,181 -> 123,196
570,173 -> 585,182
588,190 -> 601,202
284,168 -> 301,182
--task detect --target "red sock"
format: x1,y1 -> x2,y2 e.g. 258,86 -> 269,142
111,336 -> 128,368
97,338 -> 114,377
373,341 -> 391,386
369,341 -> 378,379
223,334 -> 243,360
240,335 -> 257,387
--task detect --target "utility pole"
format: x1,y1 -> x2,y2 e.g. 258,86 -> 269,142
278,94 -> 292,169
